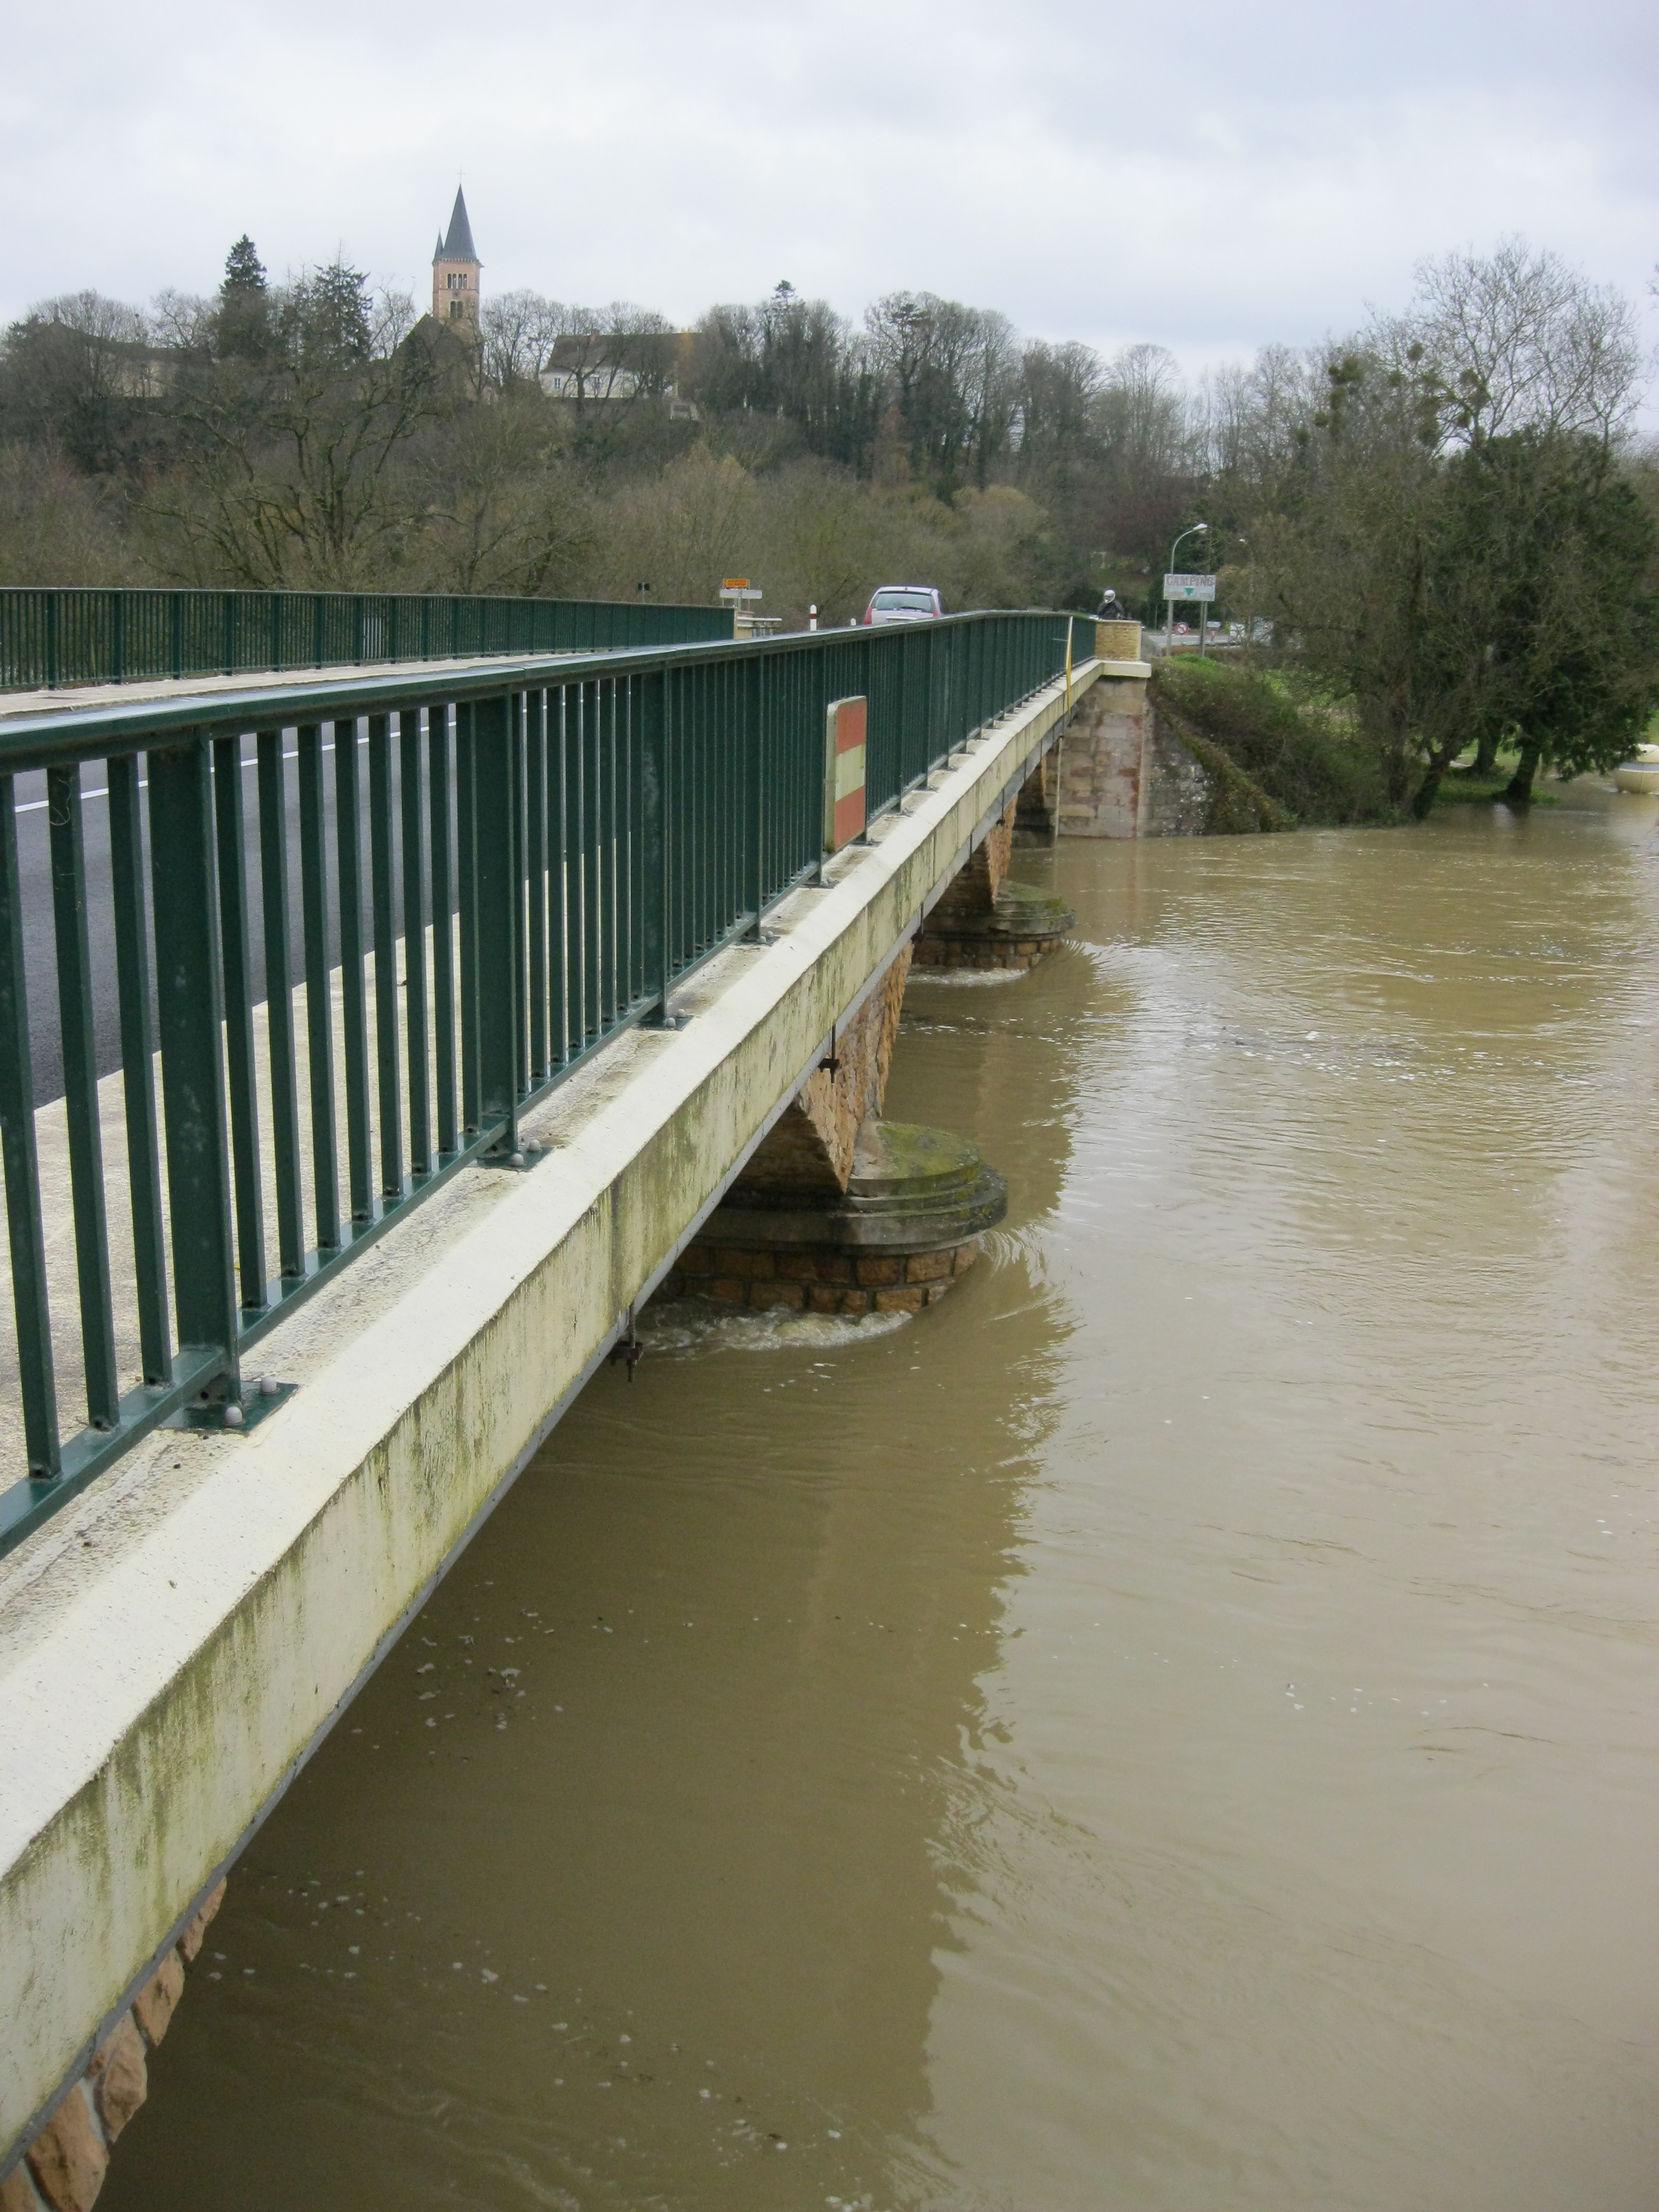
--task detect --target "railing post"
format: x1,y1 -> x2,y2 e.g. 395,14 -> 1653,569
579,679 -> 602,1041
456,703 -> 481,1134
638,666 -> 668,1019
48,762 -> 121,1427
427,703 -> 458,1155
0,775 -> 59,1476
334,717 -> 372,1222
212,735 -> 267,1312
470,692 -> 522,1150
400,709 -> 432,1177
147,736 -> 239,1398
367,713 -> 404,1199
597,681 -> 617,1032
742,653 -> 763,934
255,731 -> 306,1282
297,725 -> 340,1252
525,689 -> 548,1081
108,754 -> 173,1382
548,686 -> 569,1067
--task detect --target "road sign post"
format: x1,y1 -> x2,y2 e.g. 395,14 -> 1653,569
719,577 -> 765,637
1162,572 -> 1217,656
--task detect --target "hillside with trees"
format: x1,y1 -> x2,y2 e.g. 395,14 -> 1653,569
1,236 -> 1655,817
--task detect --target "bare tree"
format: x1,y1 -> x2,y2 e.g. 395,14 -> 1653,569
150,270 -> 440,586
409,393 -> 594,595
1205,343 -> 1322,494
1382,239 -> 1643,447
0,290 -> 164,474
479,290 -> 568,393
692,287 -> 879,468
0,441 -> 136,583
148,289 -> 215,354
863,292 -> 1019,486
598,444 -> 755,601
1012,340 -> 1104,479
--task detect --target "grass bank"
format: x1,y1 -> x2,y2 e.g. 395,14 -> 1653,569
1433,764 -> 1561,808
1152,657 -> 1393,826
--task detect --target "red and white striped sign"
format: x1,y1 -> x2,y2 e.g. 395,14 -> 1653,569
823,695 -> 867,853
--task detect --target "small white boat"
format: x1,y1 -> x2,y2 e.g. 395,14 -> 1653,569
1613,743 -> 1659,795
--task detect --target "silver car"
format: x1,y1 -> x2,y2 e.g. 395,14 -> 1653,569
862,585 -> 945,626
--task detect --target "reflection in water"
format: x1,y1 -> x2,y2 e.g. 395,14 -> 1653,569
106,788 -> 1659,2211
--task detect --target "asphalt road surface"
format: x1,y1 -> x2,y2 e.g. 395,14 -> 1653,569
12,728 -> 426,1110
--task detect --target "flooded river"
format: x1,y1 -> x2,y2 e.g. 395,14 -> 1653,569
104,789 -> 1659,2211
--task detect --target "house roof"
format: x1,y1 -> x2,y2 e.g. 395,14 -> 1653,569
435,186 -> 478,265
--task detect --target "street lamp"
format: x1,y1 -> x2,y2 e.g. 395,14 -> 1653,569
1165,522 -> 1209,654
1233,536 -> 1255,657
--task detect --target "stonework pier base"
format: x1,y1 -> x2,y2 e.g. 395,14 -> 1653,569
662,1121 -> 1005,1316
914,780 -> 1073,973
652,942 -> 1007,1310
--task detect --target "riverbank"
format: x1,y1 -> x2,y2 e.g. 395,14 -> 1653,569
1148,659 -> 1654,827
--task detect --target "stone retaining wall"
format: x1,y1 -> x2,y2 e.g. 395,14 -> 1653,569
1053,665 -> 1283,839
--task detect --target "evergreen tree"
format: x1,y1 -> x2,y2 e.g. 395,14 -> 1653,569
1455,431 -> 1659,806
223,235 -> 266,297
287,260 -> 372,369
217,235 -> 270,360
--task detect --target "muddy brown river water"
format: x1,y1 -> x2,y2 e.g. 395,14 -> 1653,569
102,788 -> 1659,2212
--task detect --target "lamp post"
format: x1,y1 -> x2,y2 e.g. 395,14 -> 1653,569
1233,535 -> 1253,660
1166,522 -> 1208,654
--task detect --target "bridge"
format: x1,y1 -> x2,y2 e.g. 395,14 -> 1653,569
0,600 -> 1151,2200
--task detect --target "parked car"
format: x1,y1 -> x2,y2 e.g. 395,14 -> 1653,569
862,585 -> 945,626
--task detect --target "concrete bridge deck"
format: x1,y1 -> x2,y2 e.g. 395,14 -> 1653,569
0,649 -> 626,726
0,650 -> 1148,2172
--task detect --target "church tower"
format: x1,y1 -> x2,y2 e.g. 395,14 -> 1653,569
432,187 -> 481,333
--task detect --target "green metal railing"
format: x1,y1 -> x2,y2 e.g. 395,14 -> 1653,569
0,588 -> 733,692
0,611 -> 1093,1550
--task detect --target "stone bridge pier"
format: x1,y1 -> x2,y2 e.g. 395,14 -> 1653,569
659,940 -> 1008,1315
912,775 -> 1074,971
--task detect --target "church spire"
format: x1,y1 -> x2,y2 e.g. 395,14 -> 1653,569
440,187 -> 477,265
431,187 -> 481,333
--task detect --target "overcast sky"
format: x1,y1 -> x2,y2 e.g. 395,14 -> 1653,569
3,0 -> 1655,397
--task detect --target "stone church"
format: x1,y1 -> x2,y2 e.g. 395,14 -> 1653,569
426,189 -> 694,415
